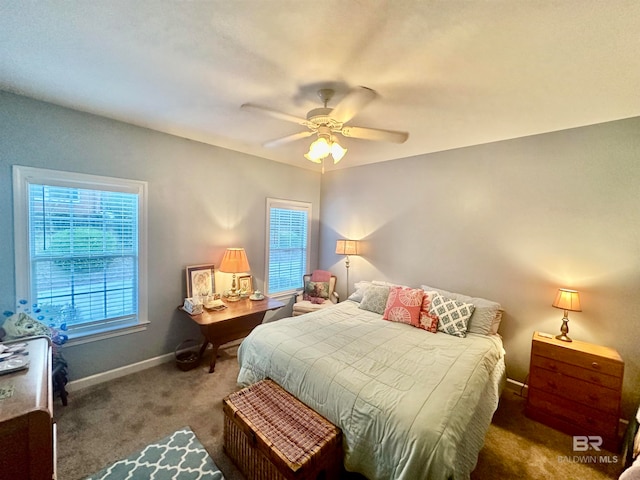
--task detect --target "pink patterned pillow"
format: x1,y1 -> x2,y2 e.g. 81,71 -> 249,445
383,287 -> 424,326
419,291 -> 440,332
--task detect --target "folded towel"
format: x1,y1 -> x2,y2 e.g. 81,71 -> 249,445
311,270 -> 331,282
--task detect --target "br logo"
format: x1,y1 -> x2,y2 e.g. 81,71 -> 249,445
573,435 -> 603,452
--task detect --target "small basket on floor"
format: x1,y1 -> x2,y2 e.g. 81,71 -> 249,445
174,339 -> 200,371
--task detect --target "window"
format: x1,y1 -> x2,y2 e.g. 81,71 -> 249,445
13,166 -> 148,343
265,198 -> 311,296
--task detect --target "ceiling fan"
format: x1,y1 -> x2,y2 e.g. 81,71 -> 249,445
241,86 -> 409,166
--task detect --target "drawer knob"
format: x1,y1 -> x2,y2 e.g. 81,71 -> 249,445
591,362 -> 601,370
548,363 -> 557,371
589,376 -> 601,384
547,381 -> 557,389
588,394 -> 599,402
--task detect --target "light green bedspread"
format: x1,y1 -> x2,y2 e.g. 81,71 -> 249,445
237,301 -> 504,480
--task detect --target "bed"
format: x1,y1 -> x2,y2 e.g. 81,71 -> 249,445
237,283 -> 505,480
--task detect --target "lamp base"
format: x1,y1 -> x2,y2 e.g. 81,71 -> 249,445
555,334 -> 572,342
555,317 -> 572,342
226,273 -> 241,301
226,290 -> 241,302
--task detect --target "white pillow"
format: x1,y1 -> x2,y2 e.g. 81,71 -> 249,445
347,280 -> 373,302
350,280 -> 409,302
421,284 -> 503,335
372,280 -> 411,289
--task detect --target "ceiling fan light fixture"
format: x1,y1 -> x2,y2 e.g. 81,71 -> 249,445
305,136 -> 330,162
304,152 -> 323,163
331,140 -> 347,164
244,85 -> 408,168
304,130 -> 347,165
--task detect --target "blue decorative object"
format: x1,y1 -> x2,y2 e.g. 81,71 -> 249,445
4,299 -> 70,404
11,299 -> 70,346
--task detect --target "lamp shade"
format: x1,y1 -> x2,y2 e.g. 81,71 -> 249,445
335,240 -> 359,256
552,288 -> 581,312
219,248 -> 251,273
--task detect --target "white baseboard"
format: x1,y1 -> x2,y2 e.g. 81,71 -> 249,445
66,351 -> 176,392
505,377 -> 527,394
65,342 -> 232,393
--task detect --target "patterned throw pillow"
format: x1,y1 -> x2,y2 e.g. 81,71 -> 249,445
421,284 -> 503,335
303,281 -> 330,300
358,285 -> 391,315
429,292 -> 475,338
383,287 -> 424,326
419,291 -> 440,332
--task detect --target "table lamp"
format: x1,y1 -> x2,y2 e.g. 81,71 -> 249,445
552,288 -> 581,342
335,239 -> 359,297
219,248 -> 251,302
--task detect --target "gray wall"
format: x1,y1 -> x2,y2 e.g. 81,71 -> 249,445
2,89 -> 639,417
320,117 -> 640,417
0,91 -> 321,379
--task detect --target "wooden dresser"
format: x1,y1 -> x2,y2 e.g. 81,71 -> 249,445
526,331 -> 624,452
0,336 -> 55,479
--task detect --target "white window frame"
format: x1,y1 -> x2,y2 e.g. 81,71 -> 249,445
264,198 -> 311,298
13,165 -> 149,345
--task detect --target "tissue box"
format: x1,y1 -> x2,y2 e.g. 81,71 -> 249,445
183,297 -> 203,315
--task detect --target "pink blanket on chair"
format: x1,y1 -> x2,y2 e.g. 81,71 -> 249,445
311,270 -> 331,282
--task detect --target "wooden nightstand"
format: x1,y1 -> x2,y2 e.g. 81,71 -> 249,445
526,331 -> 624,452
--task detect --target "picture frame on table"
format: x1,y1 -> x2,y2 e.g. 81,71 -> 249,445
238,275 -> 253,294
186,264 -> 215,298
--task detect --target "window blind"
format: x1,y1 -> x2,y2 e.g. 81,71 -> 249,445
267,205 -> 309,295
28,184 -> 139,331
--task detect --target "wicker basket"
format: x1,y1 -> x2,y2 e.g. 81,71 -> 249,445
223,379 -> 343,480
174,339 -> 200,371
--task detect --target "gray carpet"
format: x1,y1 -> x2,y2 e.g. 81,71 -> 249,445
55,343 -> 624,480
55,344 -> 245,480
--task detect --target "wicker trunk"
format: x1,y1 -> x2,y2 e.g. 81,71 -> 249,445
223,379 -> 343,480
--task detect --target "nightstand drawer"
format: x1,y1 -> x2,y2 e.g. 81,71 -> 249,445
527,389 -> 619,439
532,340 -> 623,378
530,354 -> 622,390
529,366 -> 620,414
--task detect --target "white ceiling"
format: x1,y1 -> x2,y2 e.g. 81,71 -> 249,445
2,1 -> 639,171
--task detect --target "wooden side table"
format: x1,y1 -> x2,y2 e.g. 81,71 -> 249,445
526,331 -> 624,452
178,297 -> 285,373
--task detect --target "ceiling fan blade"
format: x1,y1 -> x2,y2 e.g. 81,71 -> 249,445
264,130 -> 313,148
241,103 -> 308,125
341,125 -> 409,144
330,86 -> 377,123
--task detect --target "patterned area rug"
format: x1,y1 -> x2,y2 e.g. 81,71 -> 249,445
85,427 -> 224,480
